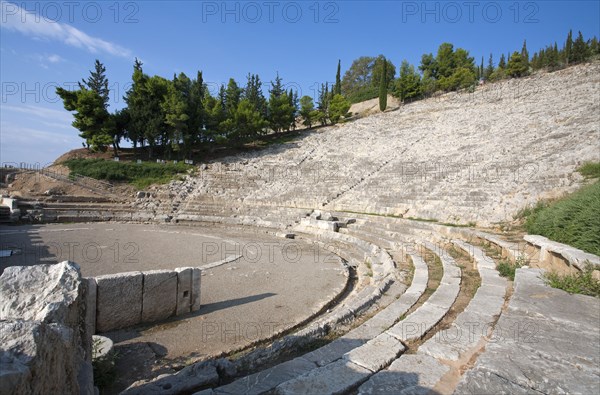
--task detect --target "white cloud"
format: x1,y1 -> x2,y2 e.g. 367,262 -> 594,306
2,104 -> 73,124
47,54 -> 63,63
32,53 -> 65,68
0,1 -> 132,58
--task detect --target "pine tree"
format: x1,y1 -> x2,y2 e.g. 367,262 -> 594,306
334,59 -> 342,95
507,52 -> 528,77
61,59 -> 117,152
317,83 -> 330,126
244,73 -> 267,118
188,71 -> 205,154
299,96 -> 315,129
394,60 -> 421,102
329,94 -> 351,124
162,73 -> 190,158
224,78 -> 241,116
590,37 -> 600,56
379,58 -> 388,111
79,59 -> 110,108
134,57 -> 143,72
124,60 -> 147,152
268,74 -> 294,132
572,31 -> 589,63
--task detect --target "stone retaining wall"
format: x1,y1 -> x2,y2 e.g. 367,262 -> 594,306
91,267 -> 201,333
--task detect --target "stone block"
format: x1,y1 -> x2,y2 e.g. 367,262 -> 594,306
344,332 -> 406,372
358,354 -> 449,395
84,277 -> 97,342
191,268 -> 202,312
175,267 -> 193,316
215,357 -> 316,395
142,270 -> 177,323
95,271 -> 143,332
275,359 -> 372,395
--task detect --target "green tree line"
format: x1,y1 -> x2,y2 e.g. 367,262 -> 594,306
57,59 -> 351,158
57,29 -> 597,159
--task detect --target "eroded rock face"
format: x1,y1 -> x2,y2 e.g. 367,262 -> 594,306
0,261 -> 94,394
0,261 -> 82,324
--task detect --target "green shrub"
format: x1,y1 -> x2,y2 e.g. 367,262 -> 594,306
497,260 -> 518,281
92,338 -> 118,390
63,158 -> 192,188
544,264 -> 600,297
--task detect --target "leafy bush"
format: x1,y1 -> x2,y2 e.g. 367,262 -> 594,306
63,158 -> 191,188
496,255 -> 527,281
497,259 -> 519,281
92,338 -> 118,390
544,264 -> 600,297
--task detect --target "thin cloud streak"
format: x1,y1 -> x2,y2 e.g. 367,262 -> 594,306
1,1 -> 132,58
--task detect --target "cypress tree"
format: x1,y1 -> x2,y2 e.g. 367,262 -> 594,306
565,29 -> 573,64
521,40 -> 530,69
485,54 -> 494,80
334,59 -> 342,95
590,37 -> 600,55
498,54 -> 506,69
379,57 -> 387,112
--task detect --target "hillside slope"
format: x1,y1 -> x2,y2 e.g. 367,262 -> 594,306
177,62 -> 599,226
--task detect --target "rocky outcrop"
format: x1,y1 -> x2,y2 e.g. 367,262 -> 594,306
0,261 -> 94,394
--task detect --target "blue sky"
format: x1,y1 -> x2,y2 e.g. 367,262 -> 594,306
1,0 -> 599,166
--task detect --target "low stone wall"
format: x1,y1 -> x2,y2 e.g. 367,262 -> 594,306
523,235 -> 600,271
0,261 -> 94,394
91,267 -> 201,333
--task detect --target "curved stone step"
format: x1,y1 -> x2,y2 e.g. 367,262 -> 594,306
358,239 -> 506,394
203,249 -> 429,395
417,240 -> 507,361
270,241 -> 456,394
385,241 -> 461,343
455,267 -> 600,395
300,253 -> 427,368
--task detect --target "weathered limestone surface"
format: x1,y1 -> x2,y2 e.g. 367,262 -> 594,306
145,63 -> 600,226
84,277 -> 97,338
358,354 -> 450,395
121,359 -> 220,395
455,268 -> 600,394
344,332 -> 406,372
214,358 -> 316,395
95,271 -> 143,332
191,267 -> 202,311
0,262 -> 93,395
524,234 -> 600,270
175,267 -> 193,315
1,261 -> 82,324
141,270 -> 178,322
274,359 -> 372,395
